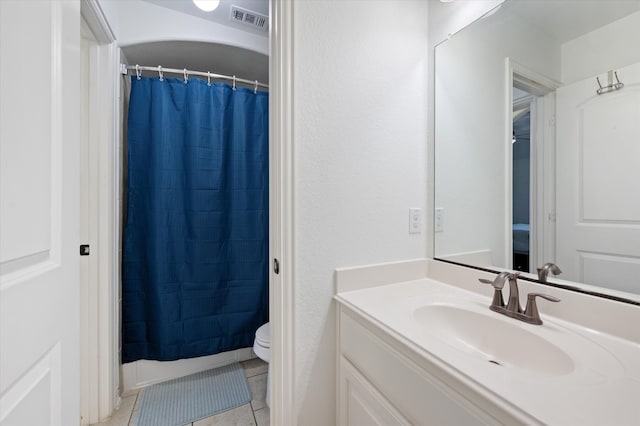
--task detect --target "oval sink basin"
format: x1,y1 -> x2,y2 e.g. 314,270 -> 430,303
413,304 -> 575,376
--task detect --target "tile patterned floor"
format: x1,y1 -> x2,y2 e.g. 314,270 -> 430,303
92,359 -> 269,426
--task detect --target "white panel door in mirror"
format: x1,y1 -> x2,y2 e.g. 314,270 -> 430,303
556,62 -> 640,290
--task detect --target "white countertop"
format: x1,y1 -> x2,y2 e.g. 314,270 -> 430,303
336,272 -> 640,425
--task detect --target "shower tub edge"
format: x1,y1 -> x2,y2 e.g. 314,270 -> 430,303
121,347 -> 255,392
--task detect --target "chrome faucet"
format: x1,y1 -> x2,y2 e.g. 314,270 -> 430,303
505,272 -> 522,314
537,262 -> 562,283
479,272 -> 560,325
478,271 -> 509,313
480,272 -> 522,314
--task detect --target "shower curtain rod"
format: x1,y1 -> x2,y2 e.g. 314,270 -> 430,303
120,64 -> 269,90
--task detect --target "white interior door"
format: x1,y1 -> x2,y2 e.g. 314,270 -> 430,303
0,1 -> 81,425
556,62 -> 640,294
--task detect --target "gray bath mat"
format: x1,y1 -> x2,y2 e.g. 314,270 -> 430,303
132,363 -> 251,426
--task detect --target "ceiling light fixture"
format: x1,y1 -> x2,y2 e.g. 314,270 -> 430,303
193,0 -> 220,12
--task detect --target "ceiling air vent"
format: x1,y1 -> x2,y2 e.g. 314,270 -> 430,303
230,5 -> 268,31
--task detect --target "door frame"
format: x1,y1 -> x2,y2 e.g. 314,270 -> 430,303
84,0 -> 297,424
511,91 -> 536,269
79,0 -> 120,423
269,1 -> 296,424
505,58 -> 560,271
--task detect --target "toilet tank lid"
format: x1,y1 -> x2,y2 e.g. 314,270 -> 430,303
255,322 -> 270,346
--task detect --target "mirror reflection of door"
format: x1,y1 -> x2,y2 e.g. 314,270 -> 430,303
510,70 -> 557,274
512,87 -> 533,272
556,62 -> 640,292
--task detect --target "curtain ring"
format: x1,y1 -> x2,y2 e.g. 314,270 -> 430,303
135,64 -> 141,80
232,75 -> 236,91
183,68 -> 188,84
158,65 -> 164,82
207,71 -> 212,86
254,80 -> 258,94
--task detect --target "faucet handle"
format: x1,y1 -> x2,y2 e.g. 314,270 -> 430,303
478,278 -> 503,289
478,271 -> 513,290
527,293 -> 561,303
478,277 -> 505,310
524,293 -> 560,325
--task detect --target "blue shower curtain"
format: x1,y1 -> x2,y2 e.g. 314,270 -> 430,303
122,75 -> 269,363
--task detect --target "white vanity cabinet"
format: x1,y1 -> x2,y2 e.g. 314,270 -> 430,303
335,260 -> 640,425
337,305 -> 507,426
339,357 -> 411,425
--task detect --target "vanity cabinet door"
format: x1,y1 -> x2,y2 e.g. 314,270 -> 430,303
338,309 -> 497,425
339,357 -> 411,426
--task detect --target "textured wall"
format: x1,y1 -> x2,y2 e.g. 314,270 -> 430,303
292,1 -> 429,423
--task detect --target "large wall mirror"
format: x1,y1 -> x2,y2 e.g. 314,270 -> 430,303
434,0 -> 640,302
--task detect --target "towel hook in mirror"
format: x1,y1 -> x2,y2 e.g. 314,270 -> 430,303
596,70 -> 623,95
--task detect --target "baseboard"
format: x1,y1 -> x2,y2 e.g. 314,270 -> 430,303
121,347 -> 255,391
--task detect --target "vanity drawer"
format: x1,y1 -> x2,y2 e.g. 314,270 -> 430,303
339,309 -> 497,426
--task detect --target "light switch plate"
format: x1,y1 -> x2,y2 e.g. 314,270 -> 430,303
435,208 -> 444,233
409,208 -> 422,234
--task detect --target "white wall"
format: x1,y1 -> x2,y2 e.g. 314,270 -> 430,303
98,0 -> 268,54
562,11 -> 640,85
428,0 -> 504,46
291,1 -> 429,423
430,1 -> 560,267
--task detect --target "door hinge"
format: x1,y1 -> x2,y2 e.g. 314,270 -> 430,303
273,258 -> 280,274
80,244 -> 90,256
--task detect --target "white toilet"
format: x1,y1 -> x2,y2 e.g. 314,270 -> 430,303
253,322 -> 271,407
